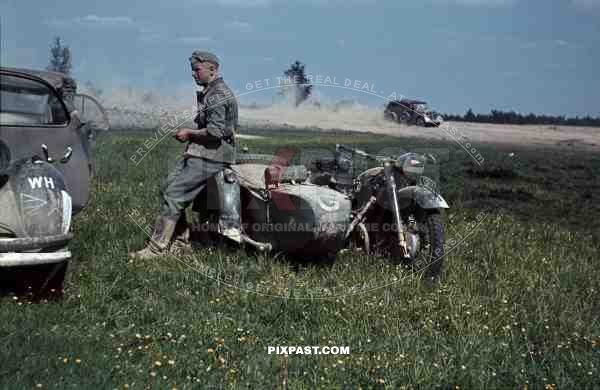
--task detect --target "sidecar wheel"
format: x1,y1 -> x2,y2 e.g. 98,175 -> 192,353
413,210 -> 445,280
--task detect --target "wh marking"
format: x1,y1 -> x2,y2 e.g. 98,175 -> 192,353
28,176 -> 55,190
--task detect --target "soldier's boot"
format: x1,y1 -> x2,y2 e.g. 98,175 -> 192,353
169,215 -> 194,256
216,169 -> 243,244
128,216 -> 178,260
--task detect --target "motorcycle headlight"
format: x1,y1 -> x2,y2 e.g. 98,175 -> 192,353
399,153 -> 426,179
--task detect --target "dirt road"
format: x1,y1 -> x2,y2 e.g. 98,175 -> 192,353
239,105 -> 600,152
104,96 -> 599,151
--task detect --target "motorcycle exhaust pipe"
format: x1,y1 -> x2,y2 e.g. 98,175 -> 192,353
240,234 -> 273,252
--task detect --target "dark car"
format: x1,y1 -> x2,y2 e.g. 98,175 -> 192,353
0,67 -> 109,293
384,99 -> 444,127
1,67 -> 110,211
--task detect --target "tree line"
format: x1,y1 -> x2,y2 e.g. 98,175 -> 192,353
441,108 -> 600,127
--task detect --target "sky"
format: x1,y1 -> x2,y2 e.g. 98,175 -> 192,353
1,0 -> 599,116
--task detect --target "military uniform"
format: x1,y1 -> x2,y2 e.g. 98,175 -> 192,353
159,76 -> 238,217
130,51 -> 240,259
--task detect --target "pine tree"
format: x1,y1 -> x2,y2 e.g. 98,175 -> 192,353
48,37 -> 62,72
464,108 -> 475,122
61,46 -> 72,75
283,61 -> 313,107
47,37 -> 72,75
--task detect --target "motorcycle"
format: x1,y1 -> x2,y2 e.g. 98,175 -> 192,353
310,144 -> 449,278
0,140 -> 74,295
190,143 -> 449,278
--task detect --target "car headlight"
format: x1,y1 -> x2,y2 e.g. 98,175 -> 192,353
61,190 -> 72,234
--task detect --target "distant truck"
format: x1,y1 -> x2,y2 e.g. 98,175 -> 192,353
384,99 -> 444,127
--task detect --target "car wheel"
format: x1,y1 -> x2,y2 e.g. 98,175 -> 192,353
399,112 -> 411,124
416,117 -> 425,127
384,111 -> 398,122
26,260 -> 68,298
0,260 -> 68,299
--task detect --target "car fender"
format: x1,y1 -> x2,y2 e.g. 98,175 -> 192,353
396,185 -> 450,209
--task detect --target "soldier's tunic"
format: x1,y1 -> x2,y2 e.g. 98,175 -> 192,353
159,77 -> 238,217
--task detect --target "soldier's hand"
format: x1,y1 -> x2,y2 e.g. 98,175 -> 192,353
174,129 -> 192,142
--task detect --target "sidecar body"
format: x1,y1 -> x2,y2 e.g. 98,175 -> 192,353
231,163 -> 353,256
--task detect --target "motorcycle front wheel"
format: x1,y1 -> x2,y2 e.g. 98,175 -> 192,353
360,203 -> 445,279
409,208 -> 445,280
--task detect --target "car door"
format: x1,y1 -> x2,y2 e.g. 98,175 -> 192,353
0,71 -> 91,215
72,93 -> 110,177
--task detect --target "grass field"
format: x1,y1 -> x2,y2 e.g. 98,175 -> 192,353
1,126 -> 599,389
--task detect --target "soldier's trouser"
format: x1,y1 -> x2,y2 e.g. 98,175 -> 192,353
159,157 -> 227,218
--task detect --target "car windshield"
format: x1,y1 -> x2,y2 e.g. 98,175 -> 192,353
414,104 -> 428,112
72,94 -> 109,131
0,74 -> 67,125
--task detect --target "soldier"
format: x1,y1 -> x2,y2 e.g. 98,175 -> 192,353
129,50 -> 241,259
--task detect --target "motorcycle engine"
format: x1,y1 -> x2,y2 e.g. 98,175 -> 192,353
331,149 -> 354,195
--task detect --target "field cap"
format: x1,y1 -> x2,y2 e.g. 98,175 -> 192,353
190,51 -> 220,67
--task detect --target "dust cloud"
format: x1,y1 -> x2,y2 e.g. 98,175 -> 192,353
81,84 -> 398,133
83,85 -> 600,151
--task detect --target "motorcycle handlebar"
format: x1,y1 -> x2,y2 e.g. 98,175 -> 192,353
335,144 -> 392,162
336,144 -> 437,165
